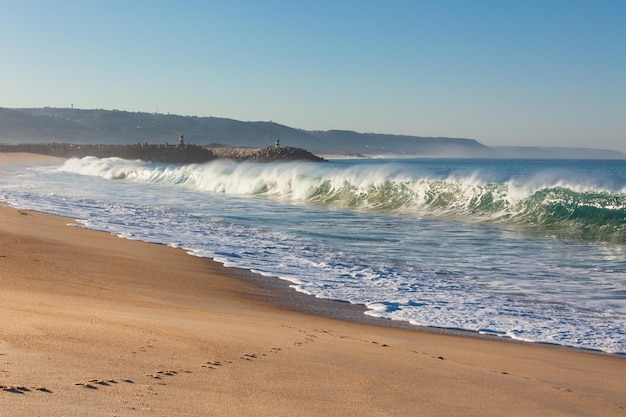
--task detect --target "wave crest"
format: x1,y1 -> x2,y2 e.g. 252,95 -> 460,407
57,157 -> 626,243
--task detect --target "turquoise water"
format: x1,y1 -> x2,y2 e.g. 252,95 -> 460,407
2,157 -> 625,353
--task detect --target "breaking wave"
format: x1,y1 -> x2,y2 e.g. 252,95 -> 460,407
57,157 -> 626,243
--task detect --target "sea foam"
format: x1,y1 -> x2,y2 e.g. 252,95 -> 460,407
2,156 -> 624,353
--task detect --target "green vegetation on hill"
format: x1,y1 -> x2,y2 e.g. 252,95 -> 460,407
1,107 -> 624,159
0,107 -> 493,157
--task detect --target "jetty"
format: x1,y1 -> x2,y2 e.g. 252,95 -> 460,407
0,143 -> 326,163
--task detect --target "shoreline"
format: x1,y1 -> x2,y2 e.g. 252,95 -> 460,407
5,199 -> 622,358
216,250 -> 624,357
1,205 -> 618,358
0,153 -> 619,356
2,152 -> 626,416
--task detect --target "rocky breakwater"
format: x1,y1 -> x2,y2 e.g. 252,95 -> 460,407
0,143 -> 326,163
208,146 -> 326,162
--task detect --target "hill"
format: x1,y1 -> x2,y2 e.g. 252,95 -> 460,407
1,107 -> 624,159
0,107 -> 494,157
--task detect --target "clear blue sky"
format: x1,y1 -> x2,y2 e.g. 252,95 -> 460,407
1,0 -> 625,152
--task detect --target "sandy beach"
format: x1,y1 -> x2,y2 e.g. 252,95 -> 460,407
1,153 -> 625,416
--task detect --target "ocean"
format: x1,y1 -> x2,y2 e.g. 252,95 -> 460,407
1,156 -> 625,354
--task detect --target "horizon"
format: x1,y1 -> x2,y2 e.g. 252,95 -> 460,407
1,1 -> 625,153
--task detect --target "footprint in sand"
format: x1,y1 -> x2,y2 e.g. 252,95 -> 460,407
1,385 -> 52,394
202,360 -> 224,369
75,378 -> 133,389
199,328 -> 326,372
240,353 -> 265,361
1,385 -> 30,394
146,370 -> 178,379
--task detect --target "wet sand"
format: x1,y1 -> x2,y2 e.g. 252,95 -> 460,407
1,153 -> 625,416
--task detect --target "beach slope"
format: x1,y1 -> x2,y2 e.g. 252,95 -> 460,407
1,154 -> 625,416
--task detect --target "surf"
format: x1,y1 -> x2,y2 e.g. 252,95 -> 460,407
56,157 -> 626,243
3,155 -> 625,354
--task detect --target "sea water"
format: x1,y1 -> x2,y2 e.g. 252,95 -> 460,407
1,156 -> 625,354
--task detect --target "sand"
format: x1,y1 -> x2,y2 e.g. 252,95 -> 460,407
1,153 -> 625,416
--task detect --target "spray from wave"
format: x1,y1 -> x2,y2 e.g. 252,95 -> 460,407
57,157 -> 626,243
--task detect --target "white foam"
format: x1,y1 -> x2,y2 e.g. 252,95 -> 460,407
2,157 -> 625,354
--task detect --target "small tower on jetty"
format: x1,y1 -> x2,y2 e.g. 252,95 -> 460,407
178,134 -> 185,147
275,138 -> 280,148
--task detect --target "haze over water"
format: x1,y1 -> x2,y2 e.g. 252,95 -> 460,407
1,156 -> 625,353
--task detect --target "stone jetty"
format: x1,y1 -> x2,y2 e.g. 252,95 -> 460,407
0,143 -> 326,163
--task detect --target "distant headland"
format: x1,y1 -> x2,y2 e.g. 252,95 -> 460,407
1,107 -> 624,159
